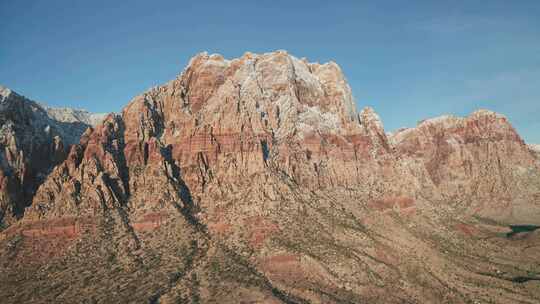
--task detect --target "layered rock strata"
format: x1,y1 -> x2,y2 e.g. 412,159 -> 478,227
1,52 -> 539,303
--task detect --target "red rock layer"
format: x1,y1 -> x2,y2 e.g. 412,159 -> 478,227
25,51 -> 414,220
3,51 -> 540,304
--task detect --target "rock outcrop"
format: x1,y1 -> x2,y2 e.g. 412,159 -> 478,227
1,52 -> 540,304
43,105 -> 107,127
390,110 -> 540,222
0,85 -> 103,228
27,51 -> 417,220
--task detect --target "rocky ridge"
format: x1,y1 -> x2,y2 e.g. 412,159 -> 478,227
390,110 -> 539,222
1,52 -> 540,303
43,105 -> 107,127
0,85 -> 104,227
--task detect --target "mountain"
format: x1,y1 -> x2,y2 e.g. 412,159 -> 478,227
1,52 -> 539,303
0,85 -> 104,228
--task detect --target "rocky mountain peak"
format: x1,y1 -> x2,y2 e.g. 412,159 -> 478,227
178,50 -> 357,125
43,106 -> 107,127
0,85 -> 104,226
2,53 -> 540,304
24,51 -> 396,221
360,106 -> 384,130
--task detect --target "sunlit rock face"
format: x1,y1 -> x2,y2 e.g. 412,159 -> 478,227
2,52 -> 540,304
390,110 -> 540,222
28,50 -> 418,220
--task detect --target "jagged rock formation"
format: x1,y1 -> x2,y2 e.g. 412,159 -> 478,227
27,51 -> 414,218
390,111 -> 540,222
43,105 -> 107,127
1,52 -> 540,303
0,85 -> 104,228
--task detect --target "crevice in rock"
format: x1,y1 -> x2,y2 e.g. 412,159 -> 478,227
161,145 -> 205,232
261,139 -> 269,163
143,142 -> 149,166
100,173 -> 142,252
288,56 -> 303,105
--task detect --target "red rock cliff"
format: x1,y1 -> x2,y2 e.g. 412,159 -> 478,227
25,51 -> 539,224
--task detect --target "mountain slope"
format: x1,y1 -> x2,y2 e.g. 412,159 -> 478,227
1,52 -> 539,303
0,85 -> 104,228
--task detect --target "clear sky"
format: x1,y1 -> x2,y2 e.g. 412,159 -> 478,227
1,0 -> 539,142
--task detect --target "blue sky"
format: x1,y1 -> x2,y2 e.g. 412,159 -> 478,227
1,0 -> 539,142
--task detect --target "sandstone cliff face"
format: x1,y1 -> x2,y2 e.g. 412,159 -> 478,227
390,110 -> 540,222
0,86 -> 102,228
28,51 -> 416,220
28,51 -> 538,224
2,52 -> 540,304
